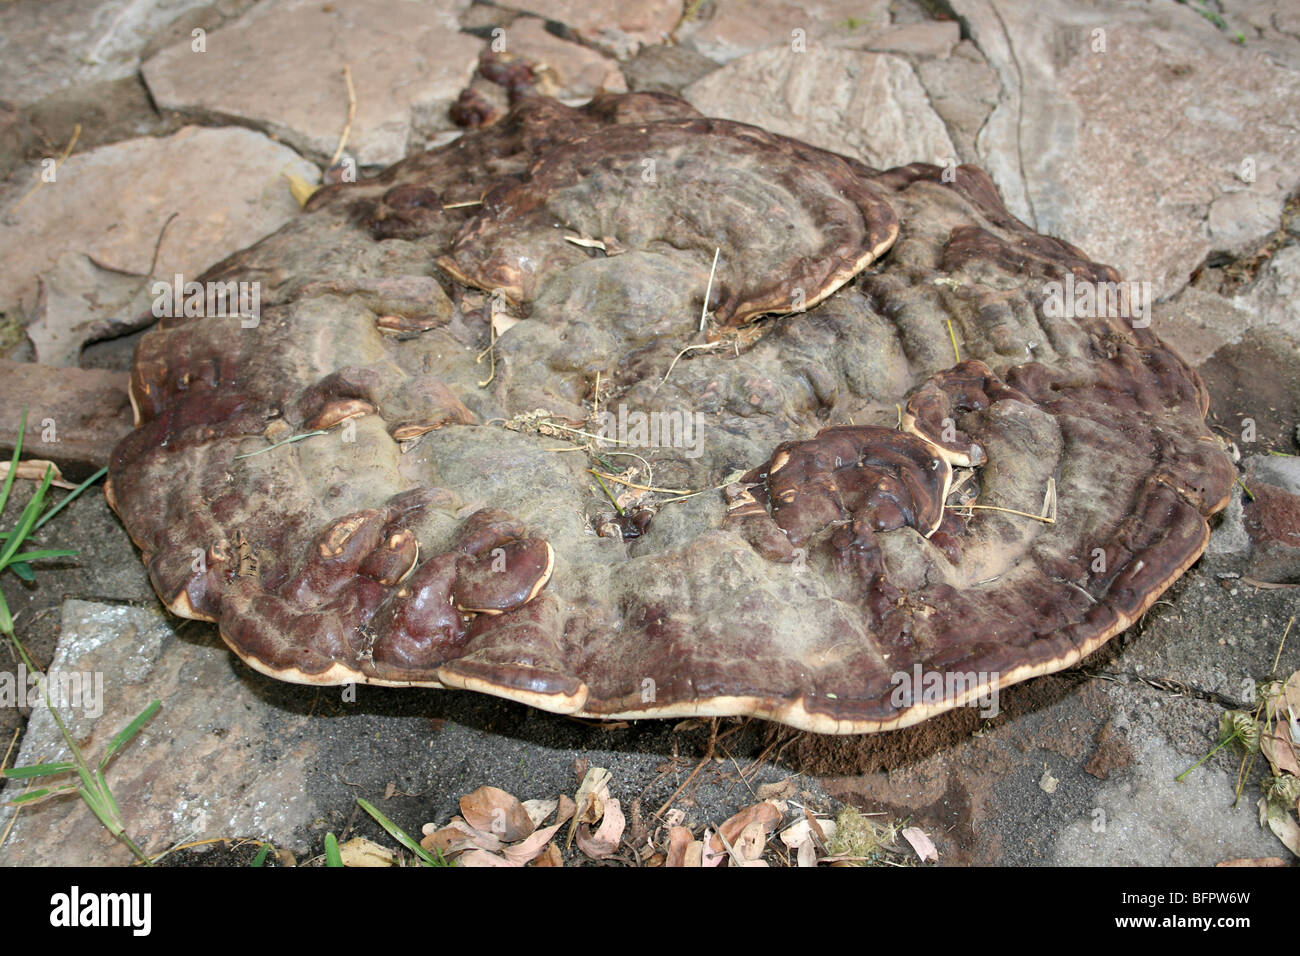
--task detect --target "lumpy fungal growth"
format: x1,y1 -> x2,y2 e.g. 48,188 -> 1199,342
107,93 -> 1233,733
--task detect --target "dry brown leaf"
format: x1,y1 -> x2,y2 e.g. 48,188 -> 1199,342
503,817 -> 569,866
522,798 -> 559,827
663,808 -> 686,827
420,817 -> 503,856
568,766 -> 611,846
491,309 -> 520,338
710,801 -> 782,853
0,459 -> 75,489
700,829 -> 725,867
337,836 -> 395,867
733,820 -> 768,862
664,826 -> 693,867
901,826 -> 939,863
460,785 -> 535,842
1261,721 -> 1300,778
779,817 -> 836,851
1258,796 -> 1300,858
531,842 -> 564,867
683,841 -> 704,867
797,839 -> 818,868
456,848 -> 515,867
1216,856 -> 1289,866
577,797 -> 626,860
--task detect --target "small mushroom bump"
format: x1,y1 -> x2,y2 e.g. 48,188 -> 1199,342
107,94 -> 1233,733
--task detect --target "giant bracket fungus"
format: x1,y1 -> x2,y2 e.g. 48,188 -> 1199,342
107,93 -> 1234,733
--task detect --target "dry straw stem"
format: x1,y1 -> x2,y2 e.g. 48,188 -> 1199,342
659,341 -> 726,389
586,469 -> 692,496
11,123 -> 80,213
327,65 -> 357,168
947,479 -> 1057,525
946,318 -> 962,363
699,247 -> 720,332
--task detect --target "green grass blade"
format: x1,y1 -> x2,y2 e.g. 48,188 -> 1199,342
7,549 -> 78,564
0,408 -> 26,518
6,783 -> 79,806
99,700 -> 161,768
0,588 -> 12,636
324,832 -> 343,867
79,785 -> 124,837
1,760 -> 78,779
33,466 -> 106,534
251,844 -> 271,867
0,464 -> 54,567
356,797 -> 438,866
95,769 -> 124,826
9,561 -> 33,582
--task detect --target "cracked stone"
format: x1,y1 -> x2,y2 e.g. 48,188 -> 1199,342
0,0 -> 217,107
0,360 -> 133,478
0,126 -> 317,344
0,600 -> 320,865
944,0 -> 1300,299
501,0 -> 681,56
683,46 -> 956,169
676,0 -> 890,63
142,0 -> 480,166
498,16 -> 627,99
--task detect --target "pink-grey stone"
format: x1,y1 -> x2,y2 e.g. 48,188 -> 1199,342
501,0 -> 681,56
943,0 -> 1300,299
0,600 -> 319,865
683,46 -> 956,170
0,0 -> 216,107
676,0 -> 891,63
502,16 -> 627,99
0,126 -> 317,349
0,360 -> 132,478
142,0 -> 480,166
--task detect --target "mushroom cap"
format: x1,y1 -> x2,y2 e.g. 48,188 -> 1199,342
107,95 -> 1234,732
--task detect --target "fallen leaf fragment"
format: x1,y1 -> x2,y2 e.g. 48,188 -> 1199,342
577,797 -> 626,860
1261,721 -> 1300,778
504,817 -> 571,866
461,785 -> 535,842
1258,796 -> 1300,857
0,460 -> 75,489
568,766 -> 612,846
421,817 -> 503,857
531,842 -> 563,867
733,820 -> 768,862
285,171 -> 320,206
522,798 -> 559,827
901,826 -> 939,863
710,801 -> 782,853
337,836 -> 395,867
1216,856 -> 1288,867
664,826 -> 693,867
456,849 -> 515,867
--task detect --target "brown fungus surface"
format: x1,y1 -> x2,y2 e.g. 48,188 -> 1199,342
107,94 -> 1234,733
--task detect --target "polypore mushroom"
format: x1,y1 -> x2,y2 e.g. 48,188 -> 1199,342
107,94 -> 1234,732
